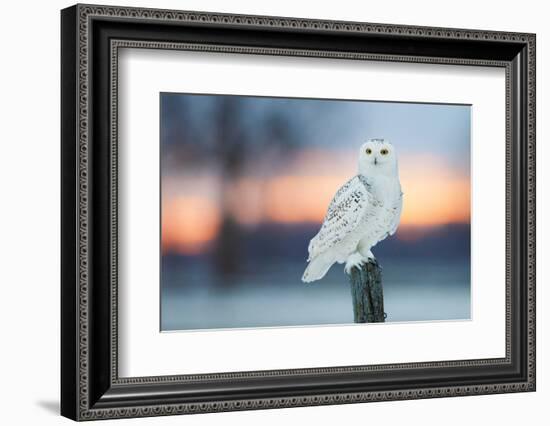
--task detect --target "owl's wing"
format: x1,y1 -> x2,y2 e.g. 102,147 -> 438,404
307,176 -> 373,261
388,187 -> 403,236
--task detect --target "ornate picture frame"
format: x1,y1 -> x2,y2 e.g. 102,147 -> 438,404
61,4 -> 535,421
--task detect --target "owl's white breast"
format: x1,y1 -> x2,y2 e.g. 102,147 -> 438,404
356,173 -> 402,250
368,174 -> 401,206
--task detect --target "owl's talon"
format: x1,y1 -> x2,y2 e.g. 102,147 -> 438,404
344,252 -> 367,275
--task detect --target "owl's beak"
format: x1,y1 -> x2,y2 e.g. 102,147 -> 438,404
374,157 -> 378,165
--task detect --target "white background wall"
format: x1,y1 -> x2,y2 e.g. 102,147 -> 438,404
0,0 -> 546,424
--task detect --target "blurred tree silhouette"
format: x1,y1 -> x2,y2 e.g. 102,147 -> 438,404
161,94 -> 303,277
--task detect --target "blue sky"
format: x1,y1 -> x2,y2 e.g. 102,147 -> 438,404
161,93 -> 471,175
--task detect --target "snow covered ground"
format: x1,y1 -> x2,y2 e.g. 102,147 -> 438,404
161,258 -> 470,331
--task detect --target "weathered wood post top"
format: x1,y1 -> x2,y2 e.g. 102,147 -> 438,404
347,259 -> 386,323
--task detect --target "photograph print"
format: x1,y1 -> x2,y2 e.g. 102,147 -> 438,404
160,93 -> 471,331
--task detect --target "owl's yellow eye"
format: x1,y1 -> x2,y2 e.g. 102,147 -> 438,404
366,148 -> 372,155
380,148 -> 389,155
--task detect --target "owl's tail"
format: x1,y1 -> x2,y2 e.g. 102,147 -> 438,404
302,253 -> 335,283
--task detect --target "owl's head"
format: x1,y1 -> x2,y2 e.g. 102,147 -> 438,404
358,138 -> 398,176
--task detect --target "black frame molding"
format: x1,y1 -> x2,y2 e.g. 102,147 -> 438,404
61,4 -> 536,421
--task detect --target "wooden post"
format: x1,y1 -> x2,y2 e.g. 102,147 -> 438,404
347,259 -> 386,323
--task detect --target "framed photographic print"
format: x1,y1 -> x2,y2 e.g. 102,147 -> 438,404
61,3 -> 536,421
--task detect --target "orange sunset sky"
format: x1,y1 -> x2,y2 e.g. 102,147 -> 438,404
161,149 -> 470,255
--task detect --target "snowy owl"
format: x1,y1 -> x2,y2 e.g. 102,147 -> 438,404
302,139 -> 403,283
